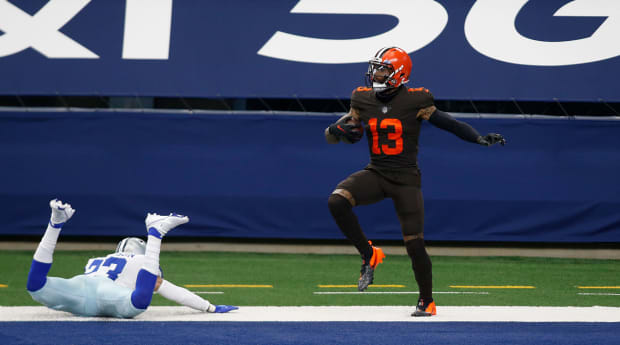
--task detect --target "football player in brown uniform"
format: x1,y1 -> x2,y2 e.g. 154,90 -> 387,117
325,47 -> 505,317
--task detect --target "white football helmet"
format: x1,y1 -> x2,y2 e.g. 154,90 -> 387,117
116,237 -> 146,255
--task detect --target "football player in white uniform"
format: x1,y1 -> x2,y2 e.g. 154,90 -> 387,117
26,199 -> 238,318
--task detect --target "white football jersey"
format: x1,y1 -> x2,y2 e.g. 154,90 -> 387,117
84,253 -> 161,290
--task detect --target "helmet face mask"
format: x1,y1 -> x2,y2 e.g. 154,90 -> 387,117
116,237 -> 146,255
367,59 -> 396,92
365,47 -> 412,93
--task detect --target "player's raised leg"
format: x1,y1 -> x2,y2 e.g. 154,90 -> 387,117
129,212 -> 189,311
27,200 -> 111,316
328,170 -> 386,291
27,199 -> 75,293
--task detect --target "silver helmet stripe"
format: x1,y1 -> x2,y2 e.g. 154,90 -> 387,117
375,46 -> 396,60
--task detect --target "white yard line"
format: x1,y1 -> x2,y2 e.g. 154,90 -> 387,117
1,306 -> 619,322
578,293 -> 620,296
313,291 -> 489,295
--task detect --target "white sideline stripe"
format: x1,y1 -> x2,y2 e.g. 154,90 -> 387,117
314,291 -> 489,295
1,306 -> 619,322
578,293 -> 620,296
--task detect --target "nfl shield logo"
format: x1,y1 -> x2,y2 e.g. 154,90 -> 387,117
381,106 -> 389,114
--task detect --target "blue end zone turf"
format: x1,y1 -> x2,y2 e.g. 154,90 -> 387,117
1,322 -> 619,345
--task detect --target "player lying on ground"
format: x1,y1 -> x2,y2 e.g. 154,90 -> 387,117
26,199 -> 238,318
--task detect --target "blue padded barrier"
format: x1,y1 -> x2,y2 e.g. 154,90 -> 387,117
1,110 -> 619,242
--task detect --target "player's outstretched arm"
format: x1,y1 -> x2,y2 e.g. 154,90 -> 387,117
325,108 -> 362,144
156,279 -> 238,313
423,107 -> 506,146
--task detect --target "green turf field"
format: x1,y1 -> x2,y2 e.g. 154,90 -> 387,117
1,251 -> 619,307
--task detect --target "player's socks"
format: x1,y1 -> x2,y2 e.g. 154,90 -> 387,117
28,225 -> 59,291
28,221 -> 63,292
143,233 -> 162,275
328,194 -> 373,259
33,223 -> 61,264
405,238 -> 433,301
29,200 -> 75,292
132,212 -> 189,309
26,260 -> 51,292
131,269 -> 158,309
131,233 -> 162,309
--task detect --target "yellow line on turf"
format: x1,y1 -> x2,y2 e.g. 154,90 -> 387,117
450,285 -> 535,289
318,284 -> 405,288
0,284 -> 6,288
577,286 -> 620,289
184,284 -> 273,288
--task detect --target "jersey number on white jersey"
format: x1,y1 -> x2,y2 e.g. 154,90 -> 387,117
85,257 -> 127,281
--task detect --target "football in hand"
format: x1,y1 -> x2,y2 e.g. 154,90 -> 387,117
341,117 -> 364,144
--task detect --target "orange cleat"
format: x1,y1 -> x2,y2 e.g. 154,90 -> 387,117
368,241 -> 385,268
411,298 -> 436,317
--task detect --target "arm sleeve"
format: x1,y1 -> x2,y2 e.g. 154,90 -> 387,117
428,109 -> 481,143
157,279 -> 214,312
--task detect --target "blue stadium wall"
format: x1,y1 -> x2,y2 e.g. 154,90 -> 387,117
0,0 -> 619,102
1,109 -> 619,243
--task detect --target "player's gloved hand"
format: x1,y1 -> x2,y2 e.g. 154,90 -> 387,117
477,133 -> 506,146
49,199 -> 76,227
212,305 -> 239,313
328,116 -> 363,143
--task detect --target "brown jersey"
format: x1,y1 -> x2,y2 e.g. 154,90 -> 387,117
350,86 -> 434,184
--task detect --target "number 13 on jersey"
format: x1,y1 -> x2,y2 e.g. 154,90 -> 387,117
368,118 -> 403,155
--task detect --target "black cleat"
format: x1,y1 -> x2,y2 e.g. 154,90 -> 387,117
357,242 -> 385,291
358,264 -> 375,291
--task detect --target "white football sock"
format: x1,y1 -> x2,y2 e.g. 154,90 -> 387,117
33,224 -> 61,263
143,234 -> 162,275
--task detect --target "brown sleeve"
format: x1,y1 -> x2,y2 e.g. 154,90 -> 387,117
410,88 -> 435,120
350,87 -> 372,115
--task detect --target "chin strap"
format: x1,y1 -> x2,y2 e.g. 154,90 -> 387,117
372,82 -> 390,92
